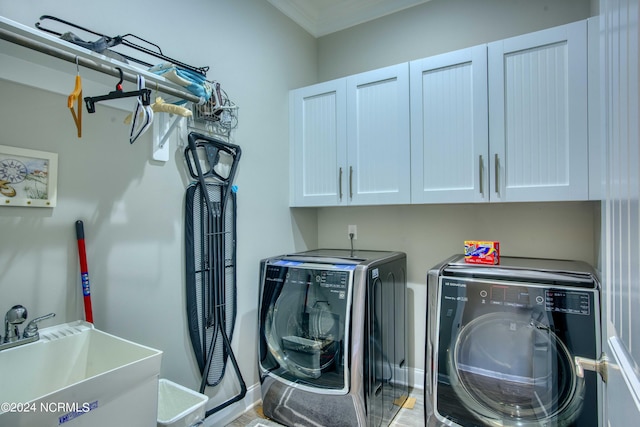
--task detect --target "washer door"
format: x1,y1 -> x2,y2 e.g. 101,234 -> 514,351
449,312 -> 584,426
265,290 -> 340,379
260,264 -> 351,392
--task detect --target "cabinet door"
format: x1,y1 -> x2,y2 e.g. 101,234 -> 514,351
290,79 -> 347,207
346,63 -> 411,205
587,16 -> 604,201
488,20 -> 588,202
410,45 -> 489,204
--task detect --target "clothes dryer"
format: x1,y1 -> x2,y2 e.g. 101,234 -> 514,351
259,249 -> 408,427
425,255 -> 604,427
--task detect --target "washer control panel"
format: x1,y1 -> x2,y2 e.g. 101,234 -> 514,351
442,278 -> 592,316
545,289 -> 591,315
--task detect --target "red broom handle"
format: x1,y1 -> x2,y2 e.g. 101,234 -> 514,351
75,220 -> 93,323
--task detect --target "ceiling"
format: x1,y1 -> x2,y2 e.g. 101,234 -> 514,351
267,0 -> 431,38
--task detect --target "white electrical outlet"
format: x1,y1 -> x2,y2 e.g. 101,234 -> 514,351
348,224 -> 357,240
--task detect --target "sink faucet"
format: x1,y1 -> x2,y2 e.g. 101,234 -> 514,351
0,305 -> 55,352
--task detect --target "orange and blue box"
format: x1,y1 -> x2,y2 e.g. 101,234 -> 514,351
464,241 -> 500,265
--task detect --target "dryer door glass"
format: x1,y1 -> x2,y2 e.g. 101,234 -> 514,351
260,262 -> 352,392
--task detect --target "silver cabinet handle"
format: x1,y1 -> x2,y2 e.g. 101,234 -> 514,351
494,153 -> 500,195
479,155 -> 484,195
349,166 -> 353,199
339,167 -> 343,200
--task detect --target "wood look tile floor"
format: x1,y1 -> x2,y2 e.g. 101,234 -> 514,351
225,389 -> 424,427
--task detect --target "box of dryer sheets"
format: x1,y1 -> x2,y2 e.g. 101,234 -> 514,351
464,241 -> 500,265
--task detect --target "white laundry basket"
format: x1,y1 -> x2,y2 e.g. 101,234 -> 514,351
157,379 -> 208,427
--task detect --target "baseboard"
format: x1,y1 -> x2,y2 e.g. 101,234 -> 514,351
203,382 -> 262,427
410,366 -> 425,391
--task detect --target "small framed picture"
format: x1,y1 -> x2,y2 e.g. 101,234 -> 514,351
0,145 -> 58,207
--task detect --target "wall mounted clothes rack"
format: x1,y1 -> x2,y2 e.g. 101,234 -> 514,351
0,16 -> 238,163
35,15 -> 209,77
0,16 -> 201,105
0,16 -> 204,162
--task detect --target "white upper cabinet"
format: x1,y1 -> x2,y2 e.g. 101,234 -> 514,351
488,20 -> 589,202
290,79 -> 347,206
346,63 -> 411,205
291,19 -> 592,207
290,63 -> 410,207
410,45 -> 489,203
409,20 -> 589,204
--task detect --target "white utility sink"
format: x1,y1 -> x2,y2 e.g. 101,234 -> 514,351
0,321 -> 162,427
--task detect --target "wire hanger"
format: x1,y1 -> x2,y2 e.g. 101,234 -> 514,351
84,67 -> 151,113
68,56 -> 82,138
129,75 -> 154,144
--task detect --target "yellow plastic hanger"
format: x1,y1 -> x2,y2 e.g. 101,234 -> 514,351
151,96 -> 193,117
124,96 -> 192,124
68,57 -> 82,138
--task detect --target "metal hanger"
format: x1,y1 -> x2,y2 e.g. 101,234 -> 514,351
129,75 -> 154,144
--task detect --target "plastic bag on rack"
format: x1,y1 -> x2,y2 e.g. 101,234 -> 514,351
149,63 -> 212,104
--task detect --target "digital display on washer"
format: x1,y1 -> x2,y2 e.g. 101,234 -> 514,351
545,290 -> 591,315
285,268 -> 349,289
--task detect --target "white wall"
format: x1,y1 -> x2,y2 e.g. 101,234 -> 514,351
317,202 -> 599,373
0,1 -> 317,423
309,0 -> 600,382
318,0 -> 597,80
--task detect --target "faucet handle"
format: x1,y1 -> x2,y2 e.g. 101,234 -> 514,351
23,312 -> 56,339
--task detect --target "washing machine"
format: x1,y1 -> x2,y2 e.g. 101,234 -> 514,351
425,255 -> 604,427
258,249 -> 408,427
